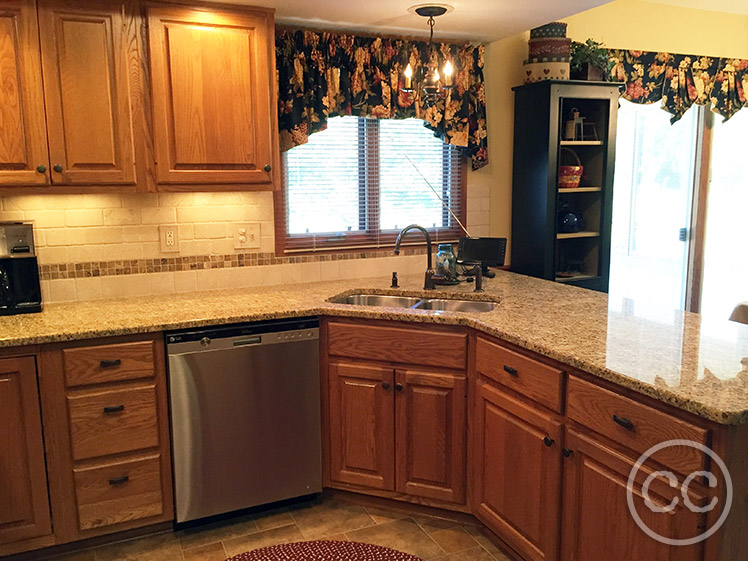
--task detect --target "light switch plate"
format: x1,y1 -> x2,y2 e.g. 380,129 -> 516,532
159,224 -> 180,253
233,223 -> 261,250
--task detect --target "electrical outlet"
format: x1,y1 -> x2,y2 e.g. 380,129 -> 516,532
234,223 -> 261,250
159,225 -> 180,253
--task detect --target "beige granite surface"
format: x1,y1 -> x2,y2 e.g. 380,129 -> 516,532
2,270 -> 748,425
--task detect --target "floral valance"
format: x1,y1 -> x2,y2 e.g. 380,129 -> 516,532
276,29 -> 488,170
608,50 -> 748,123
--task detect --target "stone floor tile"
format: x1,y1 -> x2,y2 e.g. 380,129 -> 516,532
345,518 -> 445,559
431,545 -> 500,561
178,513 -> 258,550
411,515 -> 461,534
222,524 -> 304,558
429,526 -> 480,554
252,506 -> 295,531
290,499 -> 375,539
47,549 -> 97,561
95,532 -> 182,561
363,506 -> 411,525
181,542 -> 226,561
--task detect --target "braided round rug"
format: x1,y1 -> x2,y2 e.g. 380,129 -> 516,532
226,540 -> 423,561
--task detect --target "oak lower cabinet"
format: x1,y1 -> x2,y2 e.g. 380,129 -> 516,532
325,319 -> 468,508
560,430 -> 704,561
146,3 -> 279,188
0,356 -> 53,550
473,378 -> 563,561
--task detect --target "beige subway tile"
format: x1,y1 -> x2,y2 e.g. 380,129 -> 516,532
101,276 -> 130,299
36,246 -> 67,264
23,209 -> 67,228
80,226 -> 125,244
250,204 -> 274,222
72,244 -> 111,262
113,243 -> 143,260
259,264 -> 284,286
3,195 -> 60,210
40,280 -> 50,304
174,270 -> 197,293
127,274 -> 152,297
214,267 -> 235,289
80,194 -> 122,209
75,278 -> 103,301
150,272 -> 175,295
194,222 -> 228,239
0,210 -> 25,221
120,194 -> 159,208
176,206 -> 209,223
65,209 -> 103,227
44,228 -> 70,246
48,279 -> 76,303
104,208 -> 140,226
123,225 -> 159,242
193,192 -> 247,206
141,242 -> 162,259
180,240 -> 212,256
319,261 -> 340,282
259,237 -> 275,253
213,206 -> 245,222
232,266 -> 264,288
178,224 -> 194,240
298,262 -> 321,283
141,207 -> 177,224
33,229 -> 46,247
196,269 -> 220,291
158,193 -> 194,206
211,238 -> 234,254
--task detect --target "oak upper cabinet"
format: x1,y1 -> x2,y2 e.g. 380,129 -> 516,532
561,430 -> 704,561
329,360 -> 395,491
396,368 -> 466,504
146,4 -> 278,188
0,1 -> 49,185
0,356 -> 52,546
473,378 -> 563,561
37,0 -> 137,185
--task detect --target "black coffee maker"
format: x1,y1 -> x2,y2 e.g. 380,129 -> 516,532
0,222 -> 42,315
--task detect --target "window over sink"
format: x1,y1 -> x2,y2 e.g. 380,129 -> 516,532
275,116 -> 466,253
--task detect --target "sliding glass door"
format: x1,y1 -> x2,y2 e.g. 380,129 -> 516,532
609,100 -> 699,310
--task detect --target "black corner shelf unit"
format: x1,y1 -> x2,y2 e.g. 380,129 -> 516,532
510,80 -> 620,292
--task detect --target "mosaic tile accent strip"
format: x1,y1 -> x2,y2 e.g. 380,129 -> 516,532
38,247 -> 428,281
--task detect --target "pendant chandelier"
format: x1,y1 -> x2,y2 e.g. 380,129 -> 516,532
401,5 -> 455,104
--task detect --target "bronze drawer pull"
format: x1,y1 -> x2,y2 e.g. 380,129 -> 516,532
613,414 -> 635,431
103,405 -> 125,414
543,436 -> 555,447
562,447 -> 573,458
108,475 -> 129,486
382,381 -> 391,390
100,359 -> 122,368
503,365 -> 518,376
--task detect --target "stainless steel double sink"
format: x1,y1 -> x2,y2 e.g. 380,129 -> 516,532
330,293 -> 496,313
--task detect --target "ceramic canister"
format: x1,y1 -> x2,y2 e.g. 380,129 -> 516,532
528,37 -> 571,59
523,60 -> 570,83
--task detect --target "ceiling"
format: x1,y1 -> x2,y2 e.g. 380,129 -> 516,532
226,0 -> 613,42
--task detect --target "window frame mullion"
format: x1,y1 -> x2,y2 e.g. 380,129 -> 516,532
365,118 -> 381,236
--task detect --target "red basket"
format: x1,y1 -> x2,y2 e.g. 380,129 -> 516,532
558,147 -> 583,189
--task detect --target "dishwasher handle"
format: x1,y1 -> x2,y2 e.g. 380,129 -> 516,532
232,336 -> 262,347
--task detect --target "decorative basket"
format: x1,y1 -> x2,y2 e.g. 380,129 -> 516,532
558,148 -> 583,189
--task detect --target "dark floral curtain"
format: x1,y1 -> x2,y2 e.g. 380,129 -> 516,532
608,49 -> 748,123
276,29 -> 488,170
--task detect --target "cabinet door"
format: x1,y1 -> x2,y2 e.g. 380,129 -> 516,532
147,5 -> 276,186
473,379 -> 562,561
38,0 -> 136,185
395,368 -> 466,504
561,430 -> 704,561
0,0 -> 50,185
329,360 -> 394,490
0,357 -> 52,544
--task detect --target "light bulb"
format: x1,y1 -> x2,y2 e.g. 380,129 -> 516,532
443,60 -> 453,86
404,63 -> 413,89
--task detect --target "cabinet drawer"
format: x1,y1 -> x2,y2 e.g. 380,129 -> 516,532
327,321 -> 467,370
74,455 -> 163,531
475,336 -> 564,412
67,385 -> 159,460
63,341 -> 155,387
567,376 -> 709,475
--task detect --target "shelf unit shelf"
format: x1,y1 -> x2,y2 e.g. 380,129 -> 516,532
559,140 -> 604,146
557,231 -> 600,240
559,187 -> 602,193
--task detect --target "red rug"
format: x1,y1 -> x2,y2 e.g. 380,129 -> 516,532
226,540 -> 424,561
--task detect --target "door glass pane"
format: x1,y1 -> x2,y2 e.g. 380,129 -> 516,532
609,100 -> 698,310
700,109 -> 748,320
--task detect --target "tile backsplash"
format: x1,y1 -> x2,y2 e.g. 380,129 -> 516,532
1,187 -> 489,304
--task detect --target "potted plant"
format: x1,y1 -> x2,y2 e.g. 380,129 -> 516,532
570,39 -> 612,81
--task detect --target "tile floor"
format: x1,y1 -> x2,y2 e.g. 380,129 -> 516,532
46,497 -> 514,561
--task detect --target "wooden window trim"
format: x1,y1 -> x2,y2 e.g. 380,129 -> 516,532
273,121 -> 468,256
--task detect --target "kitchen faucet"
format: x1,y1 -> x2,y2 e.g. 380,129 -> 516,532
393,224 -> 435,290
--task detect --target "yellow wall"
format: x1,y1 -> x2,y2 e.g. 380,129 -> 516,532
484,0 -> 748,262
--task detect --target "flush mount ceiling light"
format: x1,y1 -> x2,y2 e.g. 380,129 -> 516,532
402,4 -> 455,105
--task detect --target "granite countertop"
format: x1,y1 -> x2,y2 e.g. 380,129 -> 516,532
3,270 -> 748,425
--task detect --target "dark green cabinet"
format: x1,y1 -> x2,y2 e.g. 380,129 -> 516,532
510,81 -> 619,292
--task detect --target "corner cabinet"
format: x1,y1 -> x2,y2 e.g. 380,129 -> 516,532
0,0 -> 140,187
510,81 -> 619,292
146,4 -> 279,189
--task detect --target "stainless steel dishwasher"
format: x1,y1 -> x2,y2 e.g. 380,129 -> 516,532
166,317 -> 322,523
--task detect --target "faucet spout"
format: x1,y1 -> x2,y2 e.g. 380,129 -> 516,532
394,224 -> 435,290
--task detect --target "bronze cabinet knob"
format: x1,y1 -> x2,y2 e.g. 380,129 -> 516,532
36,165 -> 47,173
263,164 -> 272,172
53,164 -> 63,173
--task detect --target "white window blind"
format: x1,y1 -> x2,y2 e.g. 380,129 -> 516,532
280,116 -> 464,251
